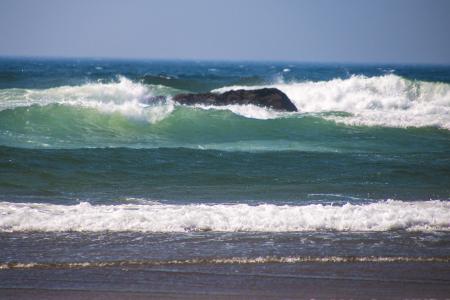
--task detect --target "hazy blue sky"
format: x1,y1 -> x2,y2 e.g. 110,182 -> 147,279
1,0 -> 449,63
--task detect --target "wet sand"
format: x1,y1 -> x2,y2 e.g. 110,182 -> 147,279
1,262 -> 450,299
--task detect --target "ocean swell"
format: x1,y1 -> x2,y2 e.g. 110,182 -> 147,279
1,75 -> 450,149
0,74 -> 449,129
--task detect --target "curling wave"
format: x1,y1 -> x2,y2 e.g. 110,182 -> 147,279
1,75 -> 450,129
0,76 -> 177,123
1,75 -> 450,149
0,200 -> 448,233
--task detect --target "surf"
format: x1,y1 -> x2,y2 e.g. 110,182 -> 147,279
1,200 -> 448,233
1,75 -> 450,129
0,75 -> 449,150
214,74 -> 450,129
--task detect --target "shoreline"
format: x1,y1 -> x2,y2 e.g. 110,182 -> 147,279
1,262 -> 449,299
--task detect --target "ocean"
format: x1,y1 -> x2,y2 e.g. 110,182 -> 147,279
0,57 -> 449,298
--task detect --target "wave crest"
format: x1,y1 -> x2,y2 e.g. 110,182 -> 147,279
0,77 -> 175,123
1,75 -> 450,128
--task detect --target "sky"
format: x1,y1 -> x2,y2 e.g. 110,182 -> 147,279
0,0 -> 449,64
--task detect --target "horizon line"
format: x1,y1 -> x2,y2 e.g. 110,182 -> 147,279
1,54 -> 449,67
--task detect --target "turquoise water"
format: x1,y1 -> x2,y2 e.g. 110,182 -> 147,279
0,58 -> 449,282
0,58 -> 449,204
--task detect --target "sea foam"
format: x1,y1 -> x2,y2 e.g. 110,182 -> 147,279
213,74 -> 450,129
1,75 -> 450,129
0,77 -> 175,123
0,200 -> 448,232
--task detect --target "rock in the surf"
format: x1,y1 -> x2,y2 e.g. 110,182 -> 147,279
172,88 -> 298,112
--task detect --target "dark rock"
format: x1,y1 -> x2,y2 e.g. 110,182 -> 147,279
172,88 -> 297,112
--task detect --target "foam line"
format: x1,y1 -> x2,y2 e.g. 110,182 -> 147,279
1,200 -> 448,232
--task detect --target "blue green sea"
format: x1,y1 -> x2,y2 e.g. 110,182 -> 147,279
0,58 -> 449,293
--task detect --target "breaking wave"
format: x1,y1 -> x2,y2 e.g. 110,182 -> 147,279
0,200 -> 448,233
0,74 -> 449,129
0,76 -> 177,124
214,74 -> 450,129
1,75 -> 449,149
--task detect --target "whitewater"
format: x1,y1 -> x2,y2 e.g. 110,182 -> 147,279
0,74 -> 449,129
1,200 -> 448,232
214,74 -> 450,129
